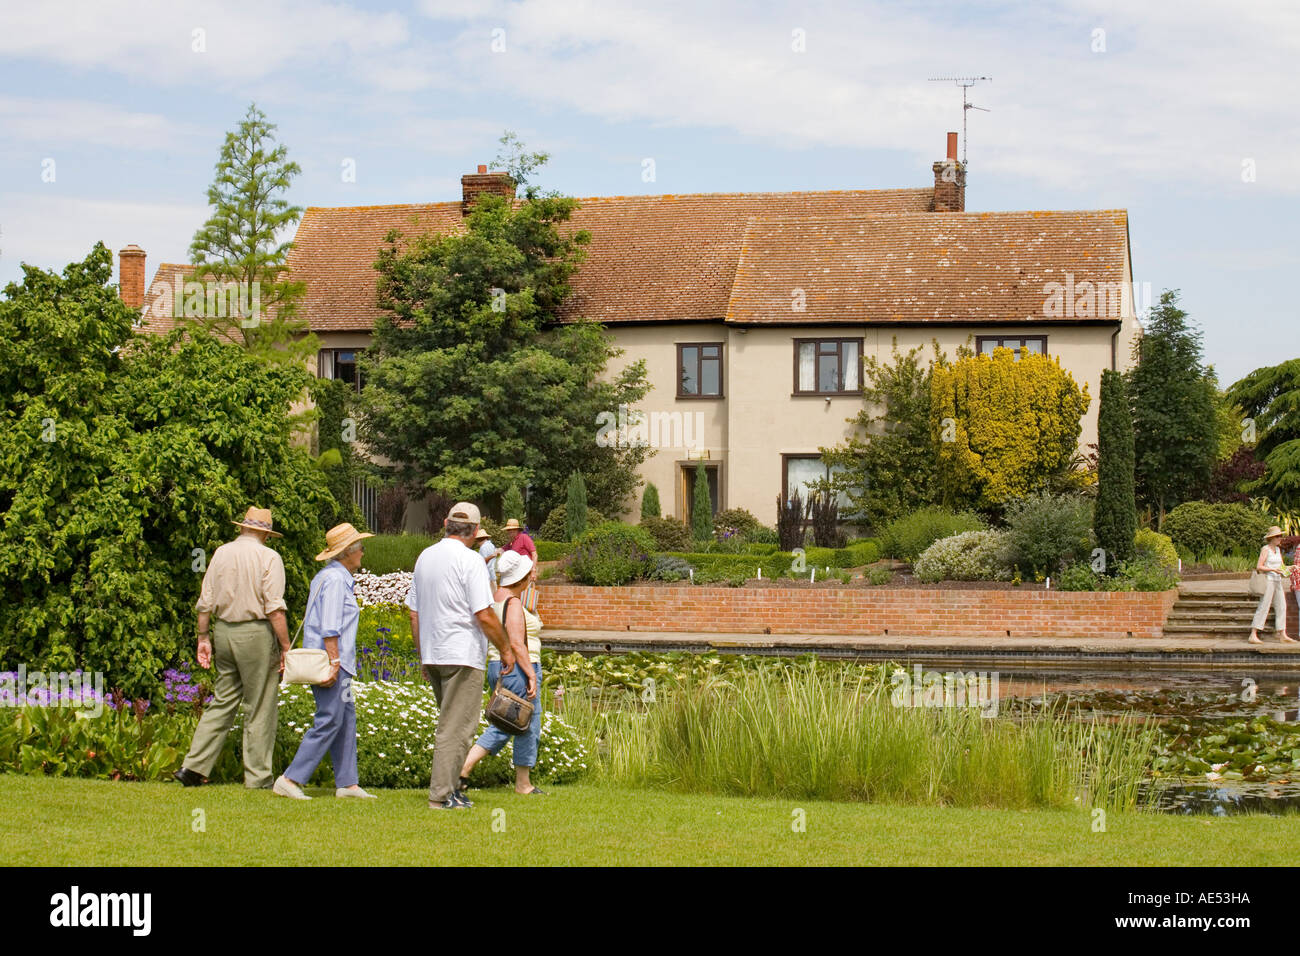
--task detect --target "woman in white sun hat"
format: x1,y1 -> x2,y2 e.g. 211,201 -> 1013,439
274,522 -> 376,799
458,549 -> 546,796
1249,526 -> 1294,645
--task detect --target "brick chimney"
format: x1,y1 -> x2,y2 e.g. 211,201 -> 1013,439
118,245 -> 146,308
932,132 -> 966,212
461,164 -> 516,214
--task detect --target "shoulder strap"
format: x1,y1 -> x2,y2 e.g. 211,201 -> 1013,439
291,574 -> 327,649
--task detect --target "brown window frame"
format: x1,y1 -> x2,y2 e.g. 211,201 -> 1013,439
792,337 -> 864,396
974,335 -> 1048,358
318,347 -> 365,393
676,342 -> 724,399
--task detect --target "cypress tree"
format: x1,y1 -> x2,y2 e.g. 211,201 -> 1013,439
1095,369 -> 1136,568
565,471 -> 588,541
503,483 -> 525,524
641,482 -> 661,519
691,461 -> 713,542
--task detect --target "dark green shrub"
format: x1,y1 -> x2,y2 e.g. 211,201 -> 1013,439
640,516 -> 693,552
361,534 -> 435,575
535,540 -> 575,562
691,461 -> 712,542
713,507 -> 762,541
1056,562 -> 1102,591
502,484 -> 526,523
565,471 -> 589,541
1162,501 -> 1272,558
539,504 -> 605,542
567,522 -> 656,586
1094,369 -> 1136,565
641,483 -> 661,519
746,524 -> 779,545
882,507 -> 985,562
1004,493 -> 1094,576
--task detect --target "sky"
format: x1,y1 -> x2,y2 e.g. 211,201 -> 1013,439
1,0 -> 1296,384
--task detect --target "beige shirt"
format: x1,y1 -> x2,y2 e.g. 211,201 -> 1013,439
195,533 -> 288,622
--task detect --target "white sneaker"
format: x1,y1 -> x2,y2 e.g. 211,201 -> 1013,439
336,786 -> 377,799
273,775 -> 311,800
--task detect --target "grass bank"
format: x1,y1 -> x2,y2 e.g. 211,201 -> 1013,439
2,775 -> 1296,866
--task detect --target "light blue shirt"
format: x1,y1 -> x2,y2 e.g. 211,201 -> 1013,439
479,540 -> 499,588
303,560 -> 359,677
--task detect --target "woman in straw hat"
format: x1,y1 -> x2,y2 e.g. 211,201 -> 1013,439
457,550 -> 546,796
1249,526 -> 1294,645
274,523 -> 377,799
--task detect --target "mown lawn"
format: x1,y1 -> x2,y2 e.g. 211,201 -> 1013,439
3,775 -> 1299,866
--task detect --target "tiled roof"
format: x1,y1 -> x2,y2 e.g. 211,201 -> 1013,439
136,262 -> 195,335
726,210 -> 1130,324
288,189 -> 937,331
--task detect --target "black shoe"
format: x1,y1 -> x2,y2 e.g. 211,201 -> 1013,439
430,793 -> 471,810
522,786 -> 546,796
453,789 -> 475,808
173,767 -> 205,787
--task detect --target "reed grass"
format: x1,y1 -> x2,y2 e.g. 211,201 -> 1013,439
556,663 -> 1154,811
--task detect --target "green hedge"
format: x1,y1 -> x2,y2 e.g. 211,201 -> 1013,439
1162,502 -> 1273,559
536,540 -> 576,562
360,534 -> 436,575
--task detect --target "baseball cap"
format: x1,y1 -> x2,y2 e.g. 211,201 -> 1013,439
448,502 -> 481,525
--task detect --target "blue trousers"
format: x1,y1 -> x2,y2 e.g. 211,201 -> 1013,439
476,661 -> 542,767
285,674 -> 358,788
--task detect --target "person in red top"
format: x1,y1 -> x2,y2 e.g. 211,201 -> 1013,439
503,519 -> 538,612
503,519 -> 536,561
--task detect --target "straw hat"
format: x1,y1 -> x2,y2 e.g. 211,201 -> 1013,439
1264,525 -> 1285,541
474,527 -> 492,542
503,518 -> 523,531
315,522 -> 374,562
496,550 -> 533,587
232,506 -> 282,538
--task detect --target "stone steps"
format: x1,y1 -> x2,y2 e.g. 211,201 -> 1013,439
1166,584 -> 1291,638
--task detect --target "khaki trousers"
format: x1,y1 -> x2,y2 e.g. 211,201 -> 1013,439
182,619 -> 280,788
423,664 -> 484,804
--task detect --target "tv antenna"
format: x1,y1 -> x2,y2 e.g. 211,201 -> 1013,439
927,76 -> 991,164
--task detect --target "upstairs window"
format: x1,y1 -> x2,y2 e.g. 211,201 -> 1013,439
794,338 -> 861,395
319,348 -> 364,392
678,343 -> 723,398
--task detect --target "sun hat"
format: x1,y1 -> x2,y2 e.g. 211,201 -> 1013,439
315,522 -> 375,562
503,518 -> 523,531
496,550 -> 534,588
447,502 -> 481,525
474,527 -> 492,542
1264,526 -> 1285,541
232,506 -> 282,538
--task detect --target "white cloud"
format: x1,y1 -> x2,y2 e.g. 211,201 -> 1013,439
0,96 -> 209,150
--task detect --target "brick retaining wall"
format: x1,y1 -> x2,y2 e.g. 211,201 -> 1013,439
535,585 -> 1182,640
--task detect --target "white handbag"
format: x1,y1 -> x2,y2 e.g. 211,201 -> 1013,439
282,577 -> 334,685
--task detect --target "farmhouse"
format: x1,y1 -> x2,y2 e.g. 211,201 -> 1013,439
126,133 -> 1141,530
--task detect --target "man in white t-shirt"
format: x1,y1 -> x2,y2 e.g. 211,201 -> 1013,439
407,501 -> 514,809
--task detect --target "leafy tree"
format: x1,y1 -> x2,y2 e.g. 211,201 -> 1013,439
822,342 -> 942,532
930,347 -> 1090,512
0,245 -> 333,698
1094,369 -> 1136,567
362,178 -> 650,520
503,483 -> 526,523
691,460 -> 713,542
311,377 -> 365,531
565,471 -> 589,541
1127,290 -> 1218,526
641,482 -> 661,519
187,103 -> 313,366
493,129 -> 550,199
1228,357 -> 1300,525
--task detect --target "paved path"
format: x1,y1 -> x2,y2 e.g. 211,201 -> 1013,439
544,626 -> 1300,670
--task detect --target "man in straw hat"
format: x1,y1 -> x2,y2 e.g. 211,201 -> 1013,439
174,506 -> 290,788
274,522 -> 375,799
407,502 -> 514,809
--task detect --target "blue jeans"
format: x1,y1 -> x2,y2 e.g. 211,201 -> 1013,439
476,660 -> 542,767
284,674 -> 358,788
